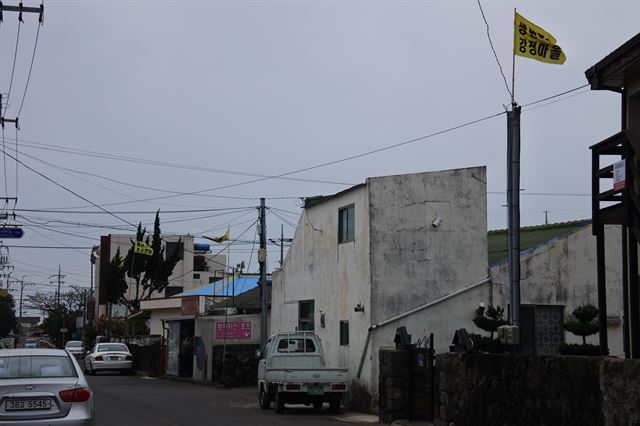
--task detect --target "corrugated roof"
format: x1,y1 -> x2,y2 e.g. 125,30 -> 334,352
175,277 -> 265,297
488,219 -> 592,265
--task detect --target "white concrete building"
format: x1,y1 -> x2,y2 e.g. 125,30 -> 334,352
94,234 -> 226,319
489,222 -> 624,356
271,167 -> 490,411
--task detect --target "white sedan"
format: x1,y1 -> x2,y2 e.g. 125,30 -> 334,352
84,343 -> 133,376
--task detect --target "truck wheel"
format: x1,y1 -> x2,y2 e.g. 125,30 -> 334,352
259,386 -> 271,410
329,398 -> 340,413
313,401 -> 323,410
274,392 -> 285,414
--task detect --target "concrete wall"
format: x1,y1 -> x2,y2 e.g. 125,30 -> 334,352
272,167 -> 490,412
367,167 -> 489,408
489,225 -> 624,356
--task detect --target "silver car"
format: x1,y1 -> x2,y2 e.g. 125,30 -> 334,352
0,348 -> 95,425
84,343 -> 133,376
64,342 -> 86,360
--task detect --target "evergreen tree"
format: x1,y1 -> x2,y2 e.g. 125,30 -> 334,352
0,292 -> 17,337
563,304 -> 599,345
473,305 -> 507,340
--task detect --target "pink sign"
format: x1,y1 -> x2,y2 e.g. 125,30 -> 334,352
216,321 -> 252,339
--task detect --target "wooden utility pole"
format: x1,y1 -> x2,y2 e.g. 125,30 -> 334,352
259,198 -> 267,347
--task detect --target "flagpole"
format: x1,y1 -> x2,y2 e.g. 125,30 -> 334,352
511,8 -> 516,106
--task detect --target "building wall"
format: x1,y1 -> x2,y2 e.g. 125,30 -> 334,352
194,314 -> 262,382
366,167 -> 489,409
272,167 -> 490,412
489,224 -> 624,356
271,184 -> 373,405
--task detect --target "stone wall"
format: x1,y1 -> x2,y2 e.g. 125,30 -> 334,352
601,358 -> 640,425
435,352 -> 604,426
378,349 -> 409,423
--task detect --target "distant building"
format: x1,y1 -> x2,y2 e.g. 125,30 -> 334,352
16,316 -> 40,336
94,234 -> 226,319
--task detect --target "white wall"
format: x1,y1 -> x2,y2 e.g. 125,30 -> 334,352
272,167 -> 489,411
490,224 -> 624,356
271,184 -> 372,402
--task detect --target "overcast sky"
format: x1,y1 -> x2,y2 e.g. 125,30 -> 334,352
0,0 -> 638,315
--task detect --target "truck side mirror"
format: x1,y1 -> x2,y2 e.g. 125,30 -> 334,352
255,349 -> 261,358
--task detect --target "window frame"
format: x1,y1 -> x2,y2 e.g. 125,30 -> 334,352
338,204 -> 355,244
339,320 -> 349,346
298,300 -> 315,331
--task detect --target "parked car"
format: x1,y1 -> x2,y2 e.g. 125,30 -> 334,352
0,348 -> 95,425
84,343 -> 133,375
23,339 -> 38,349
257,332 -> 348,414
0,341 -> 8,350
64,341 -> 86,359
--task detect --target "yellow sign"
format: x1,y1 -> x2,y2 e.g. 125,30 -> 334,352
134,241 -> 154,256
514,12 -> 566,65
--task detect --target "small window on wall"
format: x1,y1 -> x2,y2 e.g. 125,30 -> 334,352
340,320 -> 349,346
338,205 -> 355,243
298,300 -> 315,331
193,273 -> 200,279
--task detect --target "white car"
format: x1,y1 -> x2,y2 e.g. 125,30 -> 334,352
83,343 -> 133,376
0,348 -> 95,425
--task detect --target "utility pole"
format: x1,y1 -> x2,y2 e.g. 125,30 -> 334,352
543,210 -> 549,225
259,198 -> 267,348
269,225 -> 293,267
507,105 -> 522,333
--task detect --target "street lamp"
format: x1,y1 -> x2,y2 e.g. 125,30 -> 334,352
88,245 -> 100,323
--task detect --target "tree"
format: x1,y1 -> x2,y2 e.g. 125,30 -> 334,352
106,247 -> 128,306
0,292 -> 17,337
114,211 -> 181,314
473,304 -> 507,340
563,304 -> 599,345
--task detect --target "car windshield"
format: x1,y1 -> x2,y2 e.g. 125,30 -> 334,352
25,339 -> 37,344
0,355 -> 76,379
277,338 -> 316,353
98,344 -> 128,352
66,341 -> 83,348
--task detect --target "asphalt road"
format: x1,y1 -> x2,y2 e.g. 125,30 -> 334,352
87,373 -> 378,426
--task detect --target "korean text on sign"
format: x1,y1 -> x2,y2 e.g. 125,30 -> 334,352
215,321 -> 252,339
514,12 -> 566,65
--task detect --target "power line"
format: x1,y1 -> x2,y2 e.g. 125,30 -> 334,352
3,19 -> 21,117
16,13 -> 43,118
477,0 -> 512,101
521,84 -> 590,108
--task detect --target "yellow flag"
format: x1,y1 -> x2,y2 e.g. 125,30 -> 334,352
134,240 -> 154,256
211,225 -> 230,243
514,12 -> 566,65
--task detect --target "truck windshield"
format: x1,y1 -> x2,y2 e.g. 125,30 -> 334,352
277,338 -> 316,353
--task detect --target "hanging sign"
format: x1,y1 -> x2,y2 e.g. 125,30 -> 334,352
0,227 -> 23,238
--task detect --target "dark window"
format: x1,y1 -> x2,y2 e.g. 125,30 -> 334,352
298,300 -> 315,331
166,241 -> 184,261
165,286 -> 183,297
338,205 -> 355,243
277,338 -> 316,353
208,277 -> 216,284
340,320 -> 349,346
193,273 -> 200,279
193,255 -> 206,271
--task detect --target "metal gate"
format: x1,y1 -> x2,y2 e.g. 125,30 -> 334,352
409,333 -> 434,420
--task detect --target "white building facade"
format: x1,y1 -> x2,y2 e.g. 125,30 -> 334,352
272,167 -> 490,411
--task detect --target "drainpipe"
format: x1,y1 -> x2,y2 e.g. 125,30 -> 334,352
356,276 -> 491,378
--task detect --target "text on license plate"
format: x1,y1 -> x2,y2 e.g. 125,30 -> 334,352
108,356 -> 120,361
6,399 -> 52,411
307,385 -> 324,395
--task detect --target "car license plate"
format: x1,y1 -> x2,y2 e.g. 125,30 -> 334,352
307,385 -> 324,396
6,399 -> 52,411
108,356 -> 120,361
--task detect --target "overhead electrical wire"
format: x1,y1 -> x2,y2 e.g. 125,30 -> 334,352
477,0 -> 512,101
0,146 -> 138,229
16,17 -> 42,118
3,19 -> 21,117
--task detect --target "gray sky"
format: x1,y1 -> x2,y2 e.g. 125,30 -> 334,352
1,0 -> 638,314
